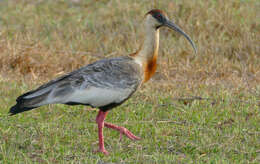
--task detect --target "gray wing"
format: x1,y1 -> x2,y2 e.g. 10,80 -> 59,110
21,56 -> 143,109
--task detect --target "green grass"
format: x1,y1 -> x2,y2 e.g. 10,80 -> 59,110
0,81 -> 259,163
0,0 -> 259,163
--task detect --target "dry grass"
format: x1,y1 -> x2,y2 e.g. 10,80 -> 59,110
0,0 -> 259,163
0,0 -> 259,91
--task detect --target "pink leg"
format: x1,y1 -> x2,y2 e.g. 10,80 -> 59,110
104,123 -> 141,140
95,110 -> 109,155
95,110 -> 141,155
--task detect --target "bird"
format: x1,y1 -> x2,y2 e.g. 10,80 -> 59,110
9,9 -> 196,155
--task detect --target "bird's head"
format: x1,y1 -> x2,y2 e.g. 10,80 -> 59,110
145,9 -> 197,54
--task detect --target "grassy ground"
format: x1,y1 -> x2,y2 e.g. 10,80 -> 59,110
0,0 -> 259,163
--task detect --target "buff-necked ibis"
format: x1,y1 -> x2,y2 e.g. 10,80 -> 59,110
10,9 -> 196,155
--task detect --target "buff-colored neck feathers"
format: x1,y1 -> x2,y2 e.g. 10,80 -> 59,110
131,15 -> 160,82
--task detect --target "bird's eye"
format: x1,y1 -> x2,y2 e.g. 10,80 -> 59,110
157,14 -> 164,22
156,14 -> 161,19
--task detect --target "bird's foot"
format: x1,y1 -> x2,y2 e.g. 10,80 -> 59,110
119,127 -> 141,140
104,123 -> 141,141
94,148 -> 109,155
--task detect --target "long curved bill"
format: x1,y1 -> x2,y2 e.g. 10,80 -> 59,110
164,20 -> 197,54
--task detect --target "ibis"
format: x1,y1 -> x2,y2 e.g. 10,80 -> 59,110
10,9 -> 196,155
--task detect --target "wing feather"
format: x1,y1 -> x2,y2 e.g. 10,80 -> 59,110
16,56 -> 143,108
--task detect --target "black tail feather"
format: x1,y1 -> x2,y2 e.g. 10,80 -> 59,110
9,74 -> 58,116
9,103 -> 36,116
9,92 -> 43,116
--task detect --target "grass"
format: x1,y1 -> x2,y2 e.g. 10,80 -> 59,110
0,0 -> 259,163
